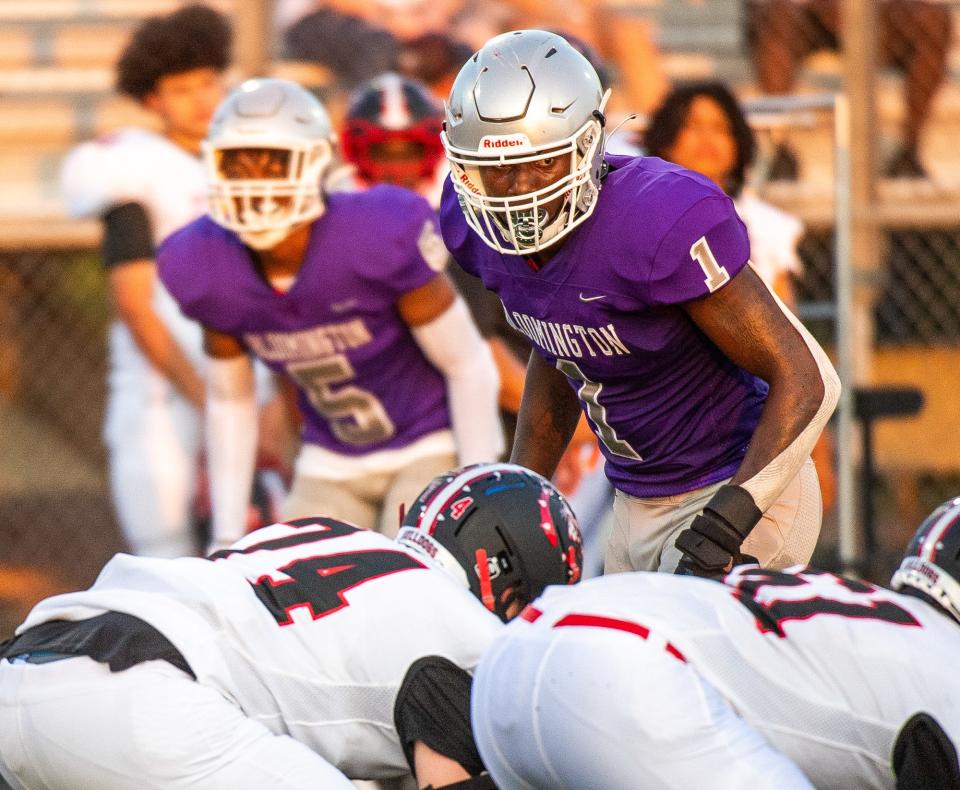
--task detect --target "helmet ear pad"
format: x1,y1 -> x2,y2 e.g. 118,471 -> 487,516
399,463 -> 583,622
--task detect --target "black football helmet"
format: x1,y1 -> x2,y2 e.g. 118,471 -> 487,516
396,463 -> 583,622
891,496 -> 960,624
340,72 -> 445,190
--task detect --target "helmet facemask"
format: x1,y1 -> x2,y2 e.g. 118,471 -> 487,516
204,141 -> 333,250
891,496 -> 960,625
892,557 -> 960,624
443,100 -> 607,255
343,121 -> 444,190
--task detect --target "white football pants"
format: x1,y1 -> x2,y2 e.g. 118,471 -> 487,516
606,456 -> 822,573
0,656 -> 355,790
105,390 -> 200,558
283,451 -> 456,538
472,621 -> 815,790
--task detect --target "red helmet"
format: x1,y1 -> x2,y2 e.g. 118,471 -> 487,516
341,72 -> 445,190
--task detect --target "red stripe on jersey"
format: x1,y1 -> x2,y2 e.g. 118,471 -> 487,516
553,613 -> 686,663
665,643 -> 688,663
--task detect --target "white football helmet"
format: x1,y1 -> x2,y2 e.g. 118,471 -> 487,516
442,30 -> 610,255
204,78 -> 334,249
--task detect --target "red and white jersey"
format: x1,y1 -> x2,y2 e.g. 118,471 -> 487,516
520,567 -> 960,788
60,128 -> 209,403
17,519 -> 502,780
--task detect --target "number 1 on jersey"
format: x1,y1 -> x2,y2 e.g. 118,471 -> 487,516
690,236 -> 730,293
556,359 -> 642,461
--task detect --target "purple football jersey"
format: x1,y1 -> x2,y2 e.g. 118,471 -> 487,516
160,184 -> 451,455
441,155 -> 767,497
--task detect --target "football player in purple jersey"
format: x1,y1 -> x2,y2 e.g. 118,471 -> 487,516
439,30 -> 841,578
159,78 -> 502,553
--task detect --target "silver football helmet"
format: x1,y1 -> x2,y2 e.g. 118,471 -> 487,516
442,30 -> 610,255
204,78 -> 335,249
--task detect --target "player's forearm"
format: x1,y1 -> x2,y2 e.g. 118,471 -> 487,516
510,355 -> 582,479
125,311 -> 206,407
205,356 -> 258,553
111,259 -> 205,407
730,311 -> 840,512
488,338 -> 527,413
411,298 -> 505,464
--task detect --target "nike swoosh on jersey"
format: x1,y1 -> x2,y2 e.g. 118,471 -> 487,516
578,293 -> 606,302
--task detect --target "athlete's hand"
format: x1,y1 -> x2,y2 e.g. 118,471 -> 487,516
674,485 -> 762,578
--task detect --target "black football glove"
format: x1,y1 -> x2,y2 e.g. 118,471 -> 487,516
675,485 -> 762,578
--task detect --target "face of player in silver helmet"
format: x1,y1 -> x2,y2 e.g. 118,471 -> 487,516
204,78 -> 335,250
442,30 -> 609,255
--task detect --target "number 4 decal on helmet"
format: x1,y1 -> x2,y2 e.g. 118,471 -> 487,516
690,236 -> 731,293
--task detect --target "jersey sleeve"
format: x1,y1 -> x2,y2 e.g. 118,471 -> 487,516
393,655 -> 485,776
59,134 -> 148,219
646,194 -> 751,306
377,189 -> 449,298
102,202 -> 155,267
157,219 -> 219,326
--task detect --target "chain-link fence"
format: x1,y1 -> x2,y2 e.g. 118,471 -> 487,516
742,1 -> 960,579
798,223 -> 960,569
0,246 -> 125,635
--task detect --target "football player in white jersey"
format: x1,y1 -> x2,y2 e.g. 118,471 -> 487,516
472,496 -> 960,790
58,6 -> 230,557
0,464 -> 583,790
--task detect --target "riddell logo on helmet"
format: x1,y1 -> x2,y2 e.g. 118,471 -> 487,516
479,134 -> 531,150
458,171 -> 481,195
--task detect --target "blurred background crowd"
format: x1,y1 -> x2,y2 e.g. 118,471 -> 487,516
1,0 -> 959,633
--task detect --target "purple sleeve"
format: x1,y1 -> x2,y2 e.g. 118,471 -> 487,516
647,195 -> 751,306
375,192 -> 448,297
157,219 -> 211,323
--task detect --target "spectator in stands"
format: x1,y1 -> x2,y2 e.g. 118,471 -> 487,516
282,0 -> 666,116
747,0 -> 952,179
644,80 -> 836,511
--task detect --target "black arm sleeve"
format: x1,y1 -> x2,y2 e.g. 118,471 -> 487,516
394,655 -> 485,777
893,712 -> 960,790
101,201 -> 154,268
